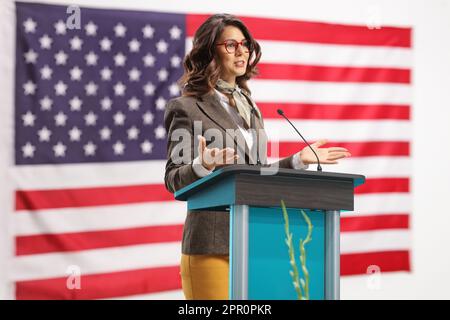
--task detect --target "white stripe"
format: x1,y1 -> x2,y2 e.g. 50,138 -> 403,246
258,40 -> 412,68
14,201 -> 186,236
186,38 -> 412,68
264,119 -> 411,141
344,193 -> 412,217
106,289 -> 184,300
268,156 -> 411,178
10,160 -> 166,189
341,229 -> 410,254
250,79 -> 411,104
11,242 -> 181,282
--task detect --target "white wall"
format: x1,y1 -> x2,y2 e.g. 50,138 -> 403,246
2,0 -> 450,299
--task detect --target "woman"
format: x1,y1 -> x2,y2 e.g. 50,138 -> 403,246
164,14 -> 351,300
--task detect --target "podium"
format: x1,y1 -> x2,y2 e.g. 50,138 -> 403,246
174,165 -> 365,300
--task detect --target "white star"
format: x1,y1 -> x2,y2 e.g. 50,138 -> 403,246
113,141 -> 125,155
22,111 -> 36,126
24,49 -> 38,64
114,23 -> 127,37
156,97 -> 167,110
54,20 -> 66,35
68,126 -> 82,141
54,112 -> 67,126
128,38 -> 141,52
54,50 -> 68,65
113,112 -> 126,126
40,96 -> 53,111
85,51 -> 98,66
54,81 -> 67,96
156,39 -> 168,53
143,53 -> 155,67
37,127 -> 51,142
127,97 -> 141,111
84,21 -> 98,36
22,142 -> 36,158
154,125 -> 166,139
100,37 -> 112,51
99,126 -> 111,140
40,65 -> 53,80
53,142 -> 67,157
113,52 -> 126,67
157,68 -> 169,81
23,80 -> 36,95
127,126 -> 139,140
23,18 -> 37,33
113,82 -> 126,96
143,82 -> 155,96
100,97 -> 112,110
39,34 -> 53,49
100,67 -> 113,81
128,68 -> 141,81
83,141 -> 97,156
169,25 -> 182,40
84,111 -> 97,126
168,82 -> 180,96
70,66 -> 83,81
171,55 -> 182,68
140,140 -> 153,154
142,25 -> 155,39
143,112 -> 154,125
70,36 -> 83,51
69,96 -> 82,111
85,81 -> 98,96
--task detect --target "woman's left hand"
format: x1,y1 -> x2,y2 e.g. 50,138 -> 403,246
299,139 -> 351,165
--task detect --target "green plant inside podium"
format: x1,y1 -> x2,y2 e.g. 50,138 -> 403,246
281,200 -> 313,300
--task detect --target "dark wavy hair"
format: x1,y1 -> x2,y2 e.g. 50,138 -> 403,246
179,14 -> 262,98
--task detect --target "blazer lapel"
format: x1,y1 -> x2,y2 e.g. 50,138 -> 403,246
196,92 -> 256,164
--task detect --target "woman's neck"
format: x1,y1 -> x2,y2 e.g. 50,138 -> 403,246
220,76 -> 236,87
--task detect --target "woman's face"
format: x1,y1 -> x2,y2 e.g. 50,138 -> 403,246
215,25 -> 250,85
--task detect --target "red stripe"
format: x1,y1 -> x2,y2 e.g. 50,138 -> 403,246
15,184 -> 173,211
16,224 -> 183,256
355,178 -> 409,194
187,14 -> 411,47
256,63 -> 410,83
268,141 -> 410,157
15,265 -> 181,300
341,250 -> 411,275
341,214 -> 409,232
258,103 -> 410,120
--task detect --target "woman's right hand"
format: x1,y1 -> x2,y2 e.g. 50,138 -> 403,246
197,135 -> 239,171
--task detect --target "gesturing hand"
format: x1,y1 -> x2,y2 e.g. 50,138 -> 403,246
197,135 -> 239,171
299,139 -> 351,165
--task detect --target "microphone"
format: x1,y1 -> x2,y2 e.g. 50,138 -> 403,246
277,108 -> 322,171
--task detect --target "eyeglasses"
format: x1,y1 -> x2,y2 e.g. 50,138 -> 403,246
216,39 -> 251,54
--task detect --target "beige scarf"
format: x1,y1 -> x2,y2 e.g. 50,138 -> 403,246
215,79 -> 256,128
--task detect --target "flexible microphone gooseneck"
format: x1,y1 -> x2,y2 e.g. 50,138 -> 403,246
277,108 -> 322,171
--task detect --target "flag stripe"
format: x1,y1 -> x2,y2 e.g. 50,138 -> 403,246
268,141 -> 410,157
15,184 -> 173,211
251,79 -> 411,104
16,224 -> 183,256
341,214 -> 409,232
341,250 -> 411,276
12,242 -> 181,281
15,202 -> 186,236
354,178 -> 409,194
186,14 -> 412,47
15,265 -> 181,300
256,63 -> 410,83
258,102 -> 410,120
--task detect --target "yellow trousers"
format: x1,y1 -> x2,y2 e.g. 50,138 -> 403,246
180,254 -> 229,300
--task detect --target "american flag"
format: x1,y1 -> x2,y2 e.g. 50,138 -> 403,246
5,2 -> 411,299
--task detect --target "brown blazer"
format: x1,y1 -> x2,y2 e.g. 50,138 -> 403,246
164,91 -> 295,255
